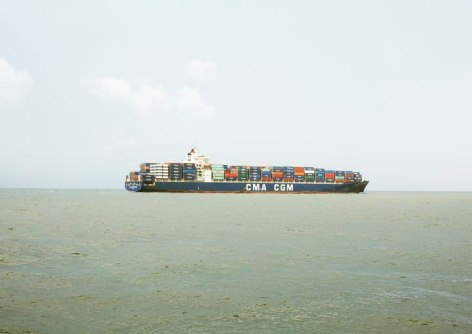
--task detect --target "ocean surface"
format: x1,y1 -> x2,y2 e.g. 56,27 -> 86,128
0,189 -> 471,333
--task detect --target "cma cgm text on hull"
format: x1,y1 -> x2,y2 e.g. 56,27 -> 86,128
125,149 -> 369,194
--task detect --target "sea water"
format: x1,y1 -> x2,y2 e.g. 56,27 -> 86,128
0,190 -> 471,333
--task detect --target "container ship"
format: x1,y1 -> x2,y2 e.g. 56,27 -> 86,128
125,149 -> 369,193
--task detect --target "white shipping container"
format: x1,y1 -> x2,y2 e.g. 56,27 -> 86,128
204,170 -> 212,182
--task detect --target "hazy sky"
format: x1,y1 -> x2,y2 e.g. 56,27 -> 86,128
1,1 -> 471,190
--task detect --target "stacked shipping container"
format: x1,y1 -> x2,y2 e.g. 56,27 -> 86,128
272,167 -> 283,182
183,163 -> 197,180
315,169 -> 325,182
294,167 -> 305,182
261,168 -> 272,181
344,171 -> 354,183
335,171 -> 345,183
353,172 -> 362,183
211,164 -> 225,181
131,162 -> 362,184
238,167 -> 249,181
304,167 -> 315,182
169,163 -> 183,180
249,167 -> 261,181
225,167 -> 238,181
149,163 -> 169,180
283,167 -> 294,182
325,170 -> 335,183
127,171 -> 142,182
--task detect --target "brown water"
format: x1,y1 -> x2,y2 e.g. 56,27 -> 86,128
0,190 -> 471,333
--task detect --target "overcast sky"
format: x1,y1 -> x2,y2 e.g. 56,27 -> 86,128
1,1 -> 471,190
